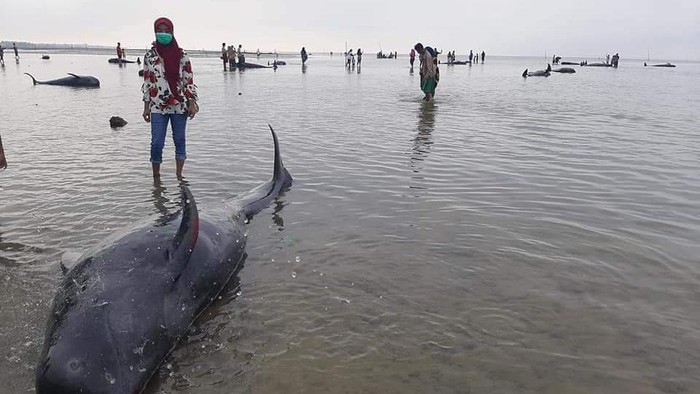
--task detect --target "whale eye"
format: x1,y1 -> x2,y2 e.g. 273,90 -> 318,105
67,358 -> 84,373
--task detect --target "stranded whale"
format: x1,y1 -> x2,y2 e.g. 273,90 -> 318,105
35,126 -> 292,393
551,67 -> 576,74
644,62 -> 676,68
25,73 -> 100,88
522,64 -> 552,77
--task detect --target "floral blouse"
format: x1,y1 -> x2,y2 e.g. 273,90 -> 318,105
141,45 -> 198,114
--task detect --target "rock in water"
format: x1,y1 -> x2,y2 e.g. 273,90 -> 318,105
110,116 -> 128,128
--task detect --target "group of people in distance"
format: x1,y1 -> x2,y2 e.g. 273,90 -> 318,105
0,43 -> 20,65
344,48 -> 363,67
220,43 -> 246,71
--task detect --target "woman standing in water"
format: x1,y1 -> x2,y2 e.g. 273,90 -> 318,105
141,17 -> 199,179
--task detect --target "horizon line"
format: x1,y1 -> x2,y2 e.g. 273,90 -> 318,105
2,40 -> 698,63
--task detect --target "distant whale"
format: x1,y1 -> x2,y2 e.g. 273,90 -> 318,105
522,64 -> 551,77
560,61 -> 580,66
231,62 -> 270,69
35,126 -> 292,394
644,62 -> 676,68
108,58 -> 135,64
25,73 -> 100,88
551,67 -> 576,74
583,62 -> 611,67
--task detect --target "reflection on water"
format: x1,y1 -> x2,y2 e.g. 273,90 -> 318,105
151,178 -> 171,226
270,198 -> 286,231
1,53 -> 700,393
410,102 -> 436,176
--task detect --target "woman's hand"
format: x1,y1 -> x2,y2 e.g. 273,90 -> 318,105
142,108 -> 151,123
188,101 -> 199,119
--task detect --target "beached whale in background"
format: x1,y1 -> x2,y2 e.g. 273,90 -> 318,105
108,58 -> 135,64
25,73 -> 100,88
551,67 -> 576,74
560,61 -> 580,66
583,62 -> 611,67
522,64 -> 551,77
644,62 -> 676,68
35,126 -> 292,394
231,62 -> 270,69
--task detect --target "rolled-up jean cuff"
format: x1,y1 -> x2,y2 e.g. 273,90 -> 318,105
175,154 -> 187,161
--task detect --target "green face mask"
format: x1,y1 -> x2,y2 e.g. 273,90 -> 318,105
155,32 -> 173,45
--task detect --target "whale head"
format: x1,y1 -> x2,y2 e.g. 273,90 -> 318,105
35,298 -> 138,393
36,187 -> 200,393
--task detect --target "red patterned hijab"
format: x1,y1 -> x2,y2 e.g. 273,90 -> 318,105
154,17 -> 182,100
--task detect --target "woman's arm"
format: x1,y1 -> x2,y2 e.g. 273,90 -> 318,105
182,53 -> 199,119
141,51 -> 155,122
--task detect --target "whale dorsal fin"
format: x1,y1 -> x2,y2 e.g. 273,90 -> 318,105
171,185 -> 199,265
67,73 -> 81,78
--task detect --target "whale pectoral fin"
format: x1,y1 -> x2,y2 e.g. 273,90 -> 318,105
60,260 -> 69,276
67,73 -> 81,78
171,185 -> 199,265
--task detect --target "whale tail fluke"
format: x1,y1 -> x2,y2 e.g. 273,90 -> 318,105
238,125 -> 293,221
522,69 -> 528,77
644,62 -> 647,67
24,73 -> 38,85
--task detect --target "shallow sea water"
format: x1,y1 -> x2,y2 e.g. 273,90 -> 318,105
1,51 -> 699,393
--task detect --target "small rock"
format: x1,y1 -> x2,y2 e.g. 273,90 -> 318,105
138,69 -> 144,77
110,116 -> 128,128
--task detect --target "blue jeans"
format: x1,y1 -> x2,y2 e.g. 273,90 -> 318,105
150,113 -> 187,164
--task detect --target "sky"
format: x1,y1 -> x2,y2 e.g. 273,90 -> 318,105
1,0 -> 699,60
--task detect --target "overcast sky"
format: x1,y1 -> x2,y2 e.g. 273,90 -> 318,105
1,0 -> 698,60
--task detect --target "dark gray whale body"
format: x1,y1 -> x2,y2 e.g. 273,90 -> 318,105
552,67 -> 576,74
232,62 -> 270,69
108,58 -> 135,64
644,62 -> 676,68
25,73 -> 100,88
35,126 -> 292,394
